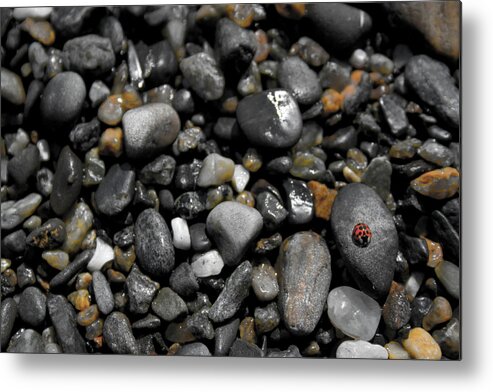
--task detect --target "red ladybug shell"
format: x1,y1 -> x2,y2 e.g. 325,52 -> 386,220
352,223 -> 372,247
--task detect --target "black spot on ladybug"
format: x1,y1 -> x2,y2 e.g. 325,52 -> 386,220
352,223 -> 372,247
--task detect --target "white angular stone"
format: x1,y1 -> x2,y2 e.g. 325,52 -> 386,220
13,7 -> 53,20
327,286 -> 381,341
336,340 -> 388,359
191,250 -> 224,278
87,238 -> 115,272
36,140 -> 50,161
197,153 -> 235,187
171,217 -> 191,251
231,164 -> 250,193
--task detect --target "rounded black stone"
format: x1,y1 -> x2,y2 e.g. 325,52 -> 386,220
94,163 -> 135,216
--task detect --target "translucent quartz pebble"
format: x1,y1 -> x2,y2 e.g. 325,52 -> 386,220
327,286 -> 381,341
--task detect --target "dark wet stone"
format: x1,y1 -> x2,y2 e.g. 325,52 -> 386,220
266,156 -> 293,175
135,208 -> 175,278
213,117 -> 240,141
278,56 -> 322,105
50,146 -> 83,216
267,345 -> 302,358
441,198 -> 459,233
94,163 -> 135,216
16,263 -> 35,288
174,160 -> 202,191
186,312 -> 214,340
99,16 -> 125,54
2,229 -> 26,258
405,55 -> 459,129
180,52 -> 225,101
383,282 -> 411,331
140,40 -> 178,88
331,183 -> 398,298
214,318 -> 240,356
69,118 -> 101,152
50,6 -> 94,37
177,342 -> 211,356
190,223 -> 211,252
399,234 -> 429,265
206,201 -> 263,266
24,79 -> 44,121
319,61 -> 352,91
47,294 -> 86,353
208,260 -> 252,323
26,218 -> 65,250
18,286 -> 46,327
361,157 -> 392,202
215,18 -> 257,76
92,270 -> 114,315
1,298 -> 18,350
103,311 -> 139,354
305,3 -> 372,53
410,296 -> 433,327
132,314 -> 161,330
63,34 -> 115,77
256,191 -> 288,231
8,144 -> 40,185
431,210 -> 459,263
432,317 -> 460,359
282,178 -> 314,225
237,89 -> 302,149
277,231 -> 331,335
139,154 -> 175,186
1,67 -> 26,105
133,181 -> 155,209
50,249 -> 94,290
113,226 -> 134,248
427,125 -> 452,144
380,94 -> 409,137
255,302 -> 280,334
323,125 -> 358,152
158,189 -> 174,213
41,72 -> 86,131
418,140 -> 454,167
125,266 -> 159,314
169,262 -> 199,298
342,72 -> 372,115
7,329 -> 43,353
172,88 -> 194,114
151,287 -> 187,322
393,160 -> 436,179
229,338 -> 263,357
122,103 -> 180,160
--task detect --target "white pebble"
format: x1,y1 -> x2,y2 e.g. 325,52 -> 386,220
13,7 -> 53,20
171,217 -> 191,250
404,271 -> 424,301
231,164 -> 250,193
7,128 -> 30,156
349,49 -> 369,69
87,238 -> 115,272
36,140 -> 50,161
336,340 -> 388,359
191,250 -> 224,278
197,153 -> 235,187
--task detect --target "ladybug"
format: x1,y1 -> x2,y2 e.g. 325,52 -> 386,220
352,223 -> 372,247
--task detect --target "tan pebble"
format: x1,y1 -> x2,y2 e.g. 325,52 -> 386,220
68,289 -> 91,311
239,317 -> 256,345
321,89 -> 343,115
42,250 -> 69,270
303,341 -> 321,356
243,148 -> 262,172
254,30 -> 270,63
77,304 -> 99,327
98,95 -> 124,126
81,229 -> 97,251
167,342 -> 181,356
411,167 -> 460,200
75,272 -> 93,290
226,3 -> 254,27
422,296 -> 452,331
424,238 -> 443,268
114,245 -> 136,273
236,191 -> 255,207
62,202 -> 94,255
99,127 -> 123,157
222,96 -> 238,113
385,341 -> 410,359
106,268 -> 126,284
402,327 -> 442,360
343,166 -> 361,183
22,18 -> 55,46
307,181 -> 337,221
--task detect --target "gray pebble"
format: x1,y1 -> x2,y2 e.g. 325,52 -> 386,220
169,262 -> 199,298
50,249 -> 94,289
138,154 -> 176,185
189,223 -> 211,252
7,329 -> 44,353
180,52 -> 225,101
18,286 -> 46,327
1,298 -> 18,350
361,157 -> 392,202
1,67 -> 26,105
26,218 -> 66,250
176,342 -> 211,356
92,270 -> 114,315
1,193 -> 42,231
95,163 -> 135,216
214,318 -> 240,356
69,117 -> 101,152
278,56 -> 321,105
417,139 -> 454,167
282,178 -> 314,225
125,266 -> 159,314
319,61 -> 351,91
256,191 -> 288,231
267,345 -> 302,358
380,94 -> 409,137
63,34 -> 115,77
151,287 -> 187,321
229,338 -> 263,357
8,144 -> 40,185
103,312 -> 139,354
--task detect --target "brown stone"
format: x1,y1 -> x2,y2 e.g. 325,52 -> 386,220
254,30 -> 270,63
275,3 -> 306,19
410,167 -> 460,200
99,127 -> 123,157
236,191 -> 255,208
422,296 -> 452,331
239,317 -> 256,345
114,245 -> 136,273
424,238 -> 443,268
307,181 -> 337,221
382,281 -> 411,331
321,89 -> 343,115
68,289 -> 91,311
402,327 -> 442,360
76,304 -> 99,327
22,18 -> 55,46
226,4 -> 254,28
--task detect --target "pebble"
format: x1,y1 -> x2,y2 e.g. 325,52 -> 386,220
290,36 -> 329,67
350,49 -> 369,69
417,140 -> 454,167
180,52 -> 225,101
47,294 -> 87,353
69,118 -> 101,152
405,55 -> 459,129
122,103 -> 180,160
370,54 -> 394,75
0,298 -> 17,350
432,210 -> 459,263
16,264 -> 35,288
305,3 -> 372,52
327,286 -> 380,341
229,338 -> 263,357
208,260 -> 252,323
67,289 -> 91,311
50,249 -> 93,289
307,181 -> 337,221
76,304 -> 99,327
389,138 -> 422,159
169,262 -> 199,298
22,17 -> 55,46
237,89 -> 303,148
290,151 -> 326,181
385,341 -> 411,359
94,163 -> 135,216
87,237 -> 114,272
336,340 -> 388,359
82,148 -> 105,187
206,201 -> 263,266
63,34 -> 115,77
382,282 -> 411,331
411,167 -> 459,200
1,67 -> 26,105
91,270 -> 114,315
61,201 -> 93,254
125,266 -> 159,314
319,61 -> 351,92
255,191 -> 287,231
41,72 -> 86,131
26,218 -> 65,250
7,329 -> 44,353
13,7 -> 53,20
89,80 -> 110,107
278,56 -> 322,105
231,165 -> 250,193
243,148 -> 263,172
402,327 -> 442,360
189,223 -> 211,253
1,193 -> 42,231
191,250 -> 224,278
252,262 -> 280,302
197,153 -> 235,187
432,318 -> 460,359
323,125 -> 358,152
170,217 -> 190,251
239,317 -> 256,344
103,312 -> 139,354
151,287 -> 187,322
177,342 -> 211,357
99,127 -> 124,157
141,40 -> 178,88
434,260 -> 459,299
18,286 -> 47,327
422,296 -> 452,331
135,208 -> 175,278
215,318 -> 240,356
267,345 -> 302,358
361,157 -> 392,202
331,183 -> 398,298
132,314 -> 161,330
278,232 -> 331,335
282,178 -> 314,225
380,94 -> 409,137
255,303 -> 280,334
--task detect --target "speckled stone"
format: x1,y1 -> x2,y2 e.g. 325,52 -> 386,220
411,168 -> 460,200
402,327 -> 442,360
336,340 -> 388,359
277,232 -> 331,336
18,286 -> 46,327
63,34 -> 115,77
382,281 -> 411,331
103,311 -> 139,355
94,163 -> 135,216
1,298 -> 18,350
151,287 -> 187,322
92,270 -> 114,315
125,266 -> 159,314
331,183 -> 398,298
